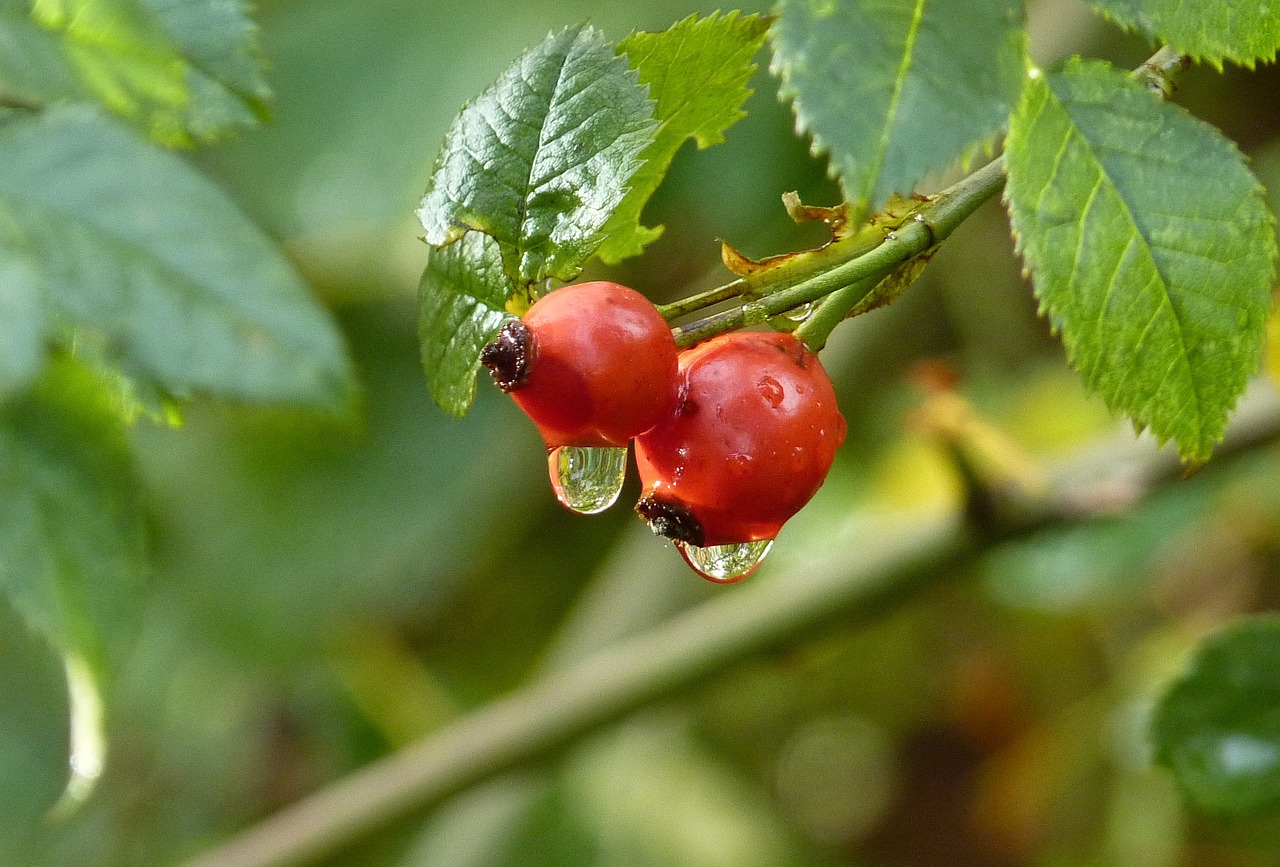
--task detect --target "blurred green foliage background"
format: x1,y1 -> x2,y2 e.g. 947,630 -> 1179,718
12,0 -> 1280,864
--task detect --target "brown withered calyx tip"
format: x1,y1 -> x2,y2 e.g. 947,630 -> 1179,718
635,496 -> 704,547
480,320 -> 532,392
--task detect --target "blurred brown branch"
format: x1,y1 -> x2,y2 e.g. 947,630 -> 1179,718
185,380 -> 1280,867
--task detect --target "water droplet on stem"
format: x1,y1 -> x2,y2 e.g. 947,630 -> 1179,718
782,302 -> 815,323
548,445 -> 628,514
677,539 -> 773,583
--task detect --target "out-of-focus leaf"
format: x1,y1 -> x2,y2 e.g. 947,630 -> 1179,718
417,24 -> 657,294
1153,614 -> 1280,816
542,717 -> 805,867
0,256 -> 46,397
770,0 -> 1026,215
418,232 -> 512,418
131,306 -> 543,669
596,12 -> 771,263
1004,59 -> 1276,462
1086,0 -> 1280,69
141,0 -> 270,113
0,360 -> 146,681
983,483 -> 1209,612
0,106 -> 353,409
0,0 -> 269,145
0,596 -> 70,851
0,0 -> 82,108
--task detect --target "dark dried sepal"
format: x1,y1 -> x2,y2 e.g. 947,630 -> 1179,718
480,320 -> 533,392
635,495 -> 704,547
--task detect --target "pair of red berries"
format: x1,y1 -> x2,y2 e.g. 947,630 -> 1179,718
480,281 -> 846,582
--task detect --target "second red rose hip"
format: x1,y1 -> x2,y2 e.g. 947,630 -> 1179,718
634,331 -> 846,581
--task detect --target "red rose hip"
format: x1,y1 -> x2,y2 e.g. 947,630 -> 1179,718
480,281 -> 678,514
634,331 -> 846,581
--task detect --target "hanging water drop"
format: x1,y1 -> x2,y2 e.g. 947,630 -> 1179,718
782,302 -> 815,323
547,445 -> 628,514
677,539 -> 774,583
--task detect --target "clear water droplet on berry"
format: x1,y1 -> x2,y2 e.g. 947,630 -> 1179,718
782,302 -> 815,322
677,539 -> 774,583
548,445 -> 628,514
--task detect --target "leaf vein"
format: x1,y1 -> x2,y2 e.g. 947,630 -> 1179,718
865,0 -> 927,202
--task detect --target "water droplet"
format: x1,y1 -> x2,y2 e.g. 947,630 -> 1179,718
547,445 -> 628,514
782,301 -> 815,322
677,539 -> 774,583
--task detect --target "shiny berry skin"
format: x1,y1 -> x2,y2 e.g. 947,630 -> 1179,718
480,281 -> 679,448
634,331 -> 846,547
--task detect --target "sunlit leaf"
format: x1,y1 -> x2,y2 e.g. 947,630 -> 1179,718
0,596 -> 70,851
1004,60 -> 1276,462
1087,0 -> 1280,68
0,0 -> 268,144
770,0 -> 1026,215
1153,614 -> 1280,816
417,24 -> 657,293
0,106 -> 353,409
596,12 -> 771,264
418,232 -> 512,418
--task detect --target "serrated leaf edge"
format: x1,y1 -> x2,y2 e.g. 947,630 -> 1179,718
1003,63 -> 1278,461
1086,4 -> 1279,71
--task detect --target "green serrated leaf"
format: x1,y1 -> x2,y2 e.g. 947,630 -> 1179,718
1087,0 -> 1280,69
0,595 -> 70,850
1153,614 -> 1280,816
1004,60 -> 1276,462
771,0 -> 1026,215
0,106 -> 353,409
596,12 -> 771,264
0,359 -> 146,684
1,0 -> 268,145
417,24 -> 658,291
418,232 -> 512,417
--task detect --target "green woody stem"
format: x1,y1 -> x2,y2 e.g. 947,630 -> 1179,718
668,156 -> 1007,351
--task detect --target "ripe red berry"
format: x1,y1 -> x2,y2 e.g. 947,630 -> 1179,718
480,281 -> 679,448
634,331 -> 846,549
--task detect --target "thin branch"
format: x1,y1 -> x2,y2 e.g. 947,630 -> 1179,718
672,161 -> 1003,350
794,158 -> 1008,349
1132,44 -> 1191,96
185,384 -> 1280,867
655,279 -> 747,321
189,524 -> 972,867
